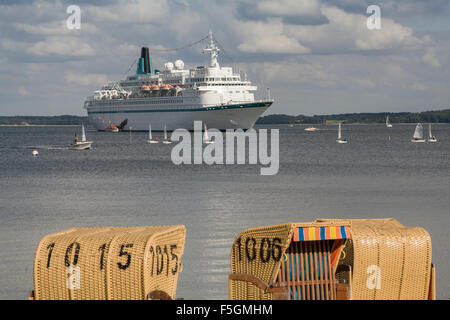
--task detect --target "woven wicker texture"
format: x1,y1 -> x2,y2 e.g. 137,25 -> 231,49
316,218 -> 432,300
33,225 -> 186,300
229,219 -> 433,300
229,221 -> 350,300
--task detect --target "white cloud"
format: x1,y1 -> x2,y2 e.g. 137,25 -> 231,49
1,0 -> 449,116
247,59 -> 337,87
411,82 -> 427,91
117,43 -> 140,55
353,78 -> 376,89
236,19 -> 310,54
65,72 -> 109,87
422,48 -> 441,68
23,63 -> 46,76
86,0 -> 169,23
285,6 -> 424,53
27,36 -> 96,57
18,87 -> 29,96
256,0 -> 321,17
13,21 -> 100,36
1,38 -> 28,52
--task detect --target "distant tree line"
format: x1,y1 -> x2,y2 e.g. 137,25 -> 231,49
1,109 -> 449,125
256,109 -> 450,124
0,115 -> 88,125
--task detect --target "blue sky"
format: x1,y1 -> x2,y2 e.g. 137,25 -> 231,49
1,0 -> 449,116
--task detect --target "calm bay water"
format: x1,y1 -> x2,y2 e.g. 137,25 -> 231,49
0,123 -> 449,299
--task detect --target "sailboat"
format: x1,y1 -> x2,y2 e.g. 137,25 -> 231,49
411,123 -> 426,143
336,123 -> 348,144
162,125 -> 172,144
203,123 -> 214,144
427,124 -> 437,142
69,123 -> 93,150
147,123 -> 159,144
386,116 -> 393,128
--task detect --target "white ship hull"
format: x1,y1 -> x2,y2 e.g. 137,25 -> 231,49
88,101 -> 272,131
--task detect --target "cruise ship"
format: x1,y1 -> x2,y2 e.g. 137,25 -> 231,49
84,32 -> 274,131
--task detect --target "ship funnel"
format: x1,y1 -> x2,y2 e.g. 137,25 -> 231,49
139,47 -> 152,74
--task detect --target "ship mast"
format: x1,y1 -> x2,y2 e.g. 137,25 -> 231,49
203,30 -> 220,68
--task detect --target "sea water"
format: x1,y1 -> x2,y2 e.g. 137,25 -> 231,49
0,124 -> 449,299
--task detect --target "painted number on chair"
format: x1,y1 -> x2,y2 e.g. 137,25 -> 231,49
366,265 -> 381,290
235,237 -> 282,263
148,244 -> 179,276
45,242 -> 137,272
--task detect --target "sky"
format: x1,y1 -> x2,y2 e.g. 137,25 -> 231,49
0,0 -> 450,116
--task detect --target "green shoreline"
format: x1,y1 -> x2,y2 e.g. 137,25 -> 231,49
257,109 -> 450,125
1,108 -> 449,125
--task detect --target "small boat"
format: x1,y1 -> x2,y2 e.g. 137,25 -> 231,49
386,116 -> 393,128
427,124 -> 437,142
203,123 -> 214,144
147,124 -> 159,144
69,124 -> 93,150
411,123 -> 426,143
104,124 -> 119,132
162,125 -> 172,144
304,126 -> 318,132
32,150 -> 39,157
336,123 -> 348,144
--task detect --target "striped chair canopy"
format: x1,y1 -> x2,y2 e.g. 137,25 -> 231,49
293,225 -> 351,242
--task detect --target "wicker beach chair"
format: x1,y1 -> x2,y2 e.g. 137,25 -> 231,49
229,219 -> 435,300
30,225 -> 186,300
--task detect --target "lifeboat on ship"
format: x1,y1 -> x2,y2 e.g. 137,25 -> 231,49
141,84 -> 151,92
160,84 -> 171,96
150,84 -> 160,95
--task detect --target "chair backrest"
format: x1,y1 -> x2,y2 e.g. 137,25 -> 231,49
33,225 -> 186,300
229,219 -> 433,300
317,218 -> 433,300
274,239 -> 338,300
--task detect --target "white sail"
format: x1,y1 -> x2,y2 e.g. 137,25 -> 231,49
81,124 -> 86,142
149,124 -> 152,140
413,123 -> 423,139
338,123 -> 342,140
164,125 -> 168,140
428,124 -> 432,139
386,116 -> 392,127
